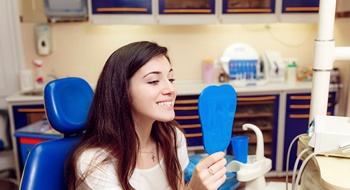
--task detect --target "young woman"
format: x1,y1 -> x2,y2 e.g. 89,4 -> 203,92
66,41 -> 227,190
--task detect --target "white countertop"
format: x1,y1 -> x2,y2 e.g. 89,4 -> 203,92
175,80 -> 319,95
5,81 -> 339,104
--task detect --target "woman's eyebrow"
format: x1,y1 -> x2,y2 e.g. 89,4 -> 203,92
143,71 -> 161,78
143,68 -> 173,78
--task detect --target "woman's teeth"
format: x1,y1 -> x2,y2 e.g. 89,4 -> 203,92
158,101 -> 172,106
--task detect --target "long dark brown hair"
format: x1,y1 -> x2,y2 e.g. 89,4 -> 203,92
66,41 -> 183,190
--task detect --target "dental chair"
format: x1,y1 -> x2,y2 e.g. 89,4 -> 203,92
19,77 -> 93,190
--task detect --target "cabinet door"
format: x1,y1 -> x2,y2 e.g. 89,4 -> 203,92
91,0 -> 152,14
174,95 -> 203,152
280,0 -> 319,22
222,0 -> 275,14
282,0 -> 319,13
21,0 -> 47,23
12,105 -> 45,130
220,0 -> 277,23
89,0 -> 155,24
283,91 -> 336,171
157,0 -> 217,24
159,0 -> 215,14
229,94 -> 279,170
175,94 -> 279,170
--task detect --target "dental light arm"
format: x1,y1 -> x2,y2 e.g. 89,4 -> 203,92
309,0 -> 350,124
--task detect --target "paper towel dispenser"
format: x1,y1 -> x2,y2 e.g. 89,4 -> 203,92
44,0 -> 88,22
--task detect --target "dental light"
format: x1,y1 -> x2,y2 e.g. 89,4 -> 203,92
308,0 -> 350,156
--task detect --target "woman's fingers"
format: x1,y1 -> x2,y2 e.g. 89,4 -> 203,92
192,152 -> 227,189
197,151 -> 225,170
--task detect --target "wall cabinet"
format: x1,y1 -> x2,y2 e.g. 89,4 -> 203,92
283,91 -> 336,171
174,94 -> 279,171
7,101 -> 57,181
20,0 -> 47,23
88,0 -> 321,25
279,0 -> 319,23
88,0 -> 156,24
282,0 -> 319,13
157,0 -> 217,24
220,0 -> 278,23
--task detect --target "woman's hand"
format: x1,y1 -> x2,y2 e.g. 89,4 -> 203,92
187,152 -> 227,190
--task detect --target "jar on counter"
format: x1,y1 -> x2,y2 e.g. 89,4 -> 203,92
202,58 -> 214,83
286,62 -> 297,84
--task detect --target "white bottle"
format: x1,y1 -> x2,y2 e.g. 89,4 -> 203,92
287,62 -> 297,84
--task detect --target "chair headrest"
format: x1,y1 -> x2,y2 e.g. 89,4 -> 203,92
44,77 -> 93,135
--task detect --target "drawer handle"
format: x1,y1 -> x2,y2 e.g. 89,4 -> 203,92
185,133 -> 202,138
290,94 -> 331,100
290,96 -> 311,100
17,108 -> 45,113
227,8 -> 272,13
290,103 -> 331,109
289,114 -> 309,119
289,112 -> 331,119
179,124 -> 201,129
237,96 -> 276,101
285,7 -> 319,12
175,115 -> 199,120
175,99 -> 198,104
164,9 -> 211,13
174,106 -> 198,111
97,7 -> 148,12
290,105 -> 310,109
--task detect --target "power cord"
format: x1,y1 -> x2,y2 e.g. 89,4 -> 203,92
293,152 -> 318,190
285,133 -> 307,190
292,148 -> 310,190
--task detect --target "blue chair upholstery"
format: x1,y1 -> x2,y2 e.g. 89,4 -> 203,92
19,77 -> 93,190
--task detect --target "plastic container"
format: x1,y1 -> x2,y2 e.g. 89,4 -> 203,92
202,58 -> 214,83
231,136 -> 249,163
286,62 -> 297,84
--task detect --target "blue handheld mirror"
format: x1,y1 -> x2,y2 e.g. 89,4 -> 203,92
198,84 -> 237,154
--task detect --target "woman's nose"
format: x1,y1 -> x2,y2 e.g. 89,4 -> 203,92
162,81 -> 176,95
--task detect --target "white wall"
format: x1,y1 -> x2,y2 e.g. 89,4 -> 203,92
19,19 -> 350,115
20,22 -> 319,83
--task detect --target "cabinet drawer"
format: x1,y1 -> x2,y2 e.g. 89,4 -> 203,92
12,105 -> 45,130
174,95 -> 202,146
286,92 -> 336,113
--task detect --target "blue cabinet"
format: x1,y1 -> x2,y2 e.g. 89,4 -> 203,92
174,95 -> 202,148
89,0 -> 155,24
12,104 -> 45,130
282,0 -> 319,13
283,91 -> 336,171
91,0 -> 152,15
231,95 -> 279,170
174,94 -> 279,170
280,0 -> 319,22
159,0 -> 215,14
222,0 -> 276,14
220,0 -> 278,23
157,0 -> 217,24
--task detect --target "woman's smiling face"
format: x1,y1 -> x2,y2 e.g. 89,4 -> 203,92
129,54 -> 177,125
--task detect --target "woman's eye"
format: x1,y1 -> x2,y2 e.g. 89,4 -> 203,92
148,80 -> 159,85
169,78 -> 175,83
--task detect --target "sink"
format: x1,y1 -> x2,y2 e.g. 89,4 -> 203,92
21,89 -> 43,96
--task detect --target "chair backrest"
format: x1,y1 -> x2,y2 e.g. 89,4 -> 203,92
19,77 -> 93,190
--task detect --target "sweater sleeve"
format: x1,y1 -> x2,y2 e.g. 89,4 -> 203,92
76,148 -> 122,190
